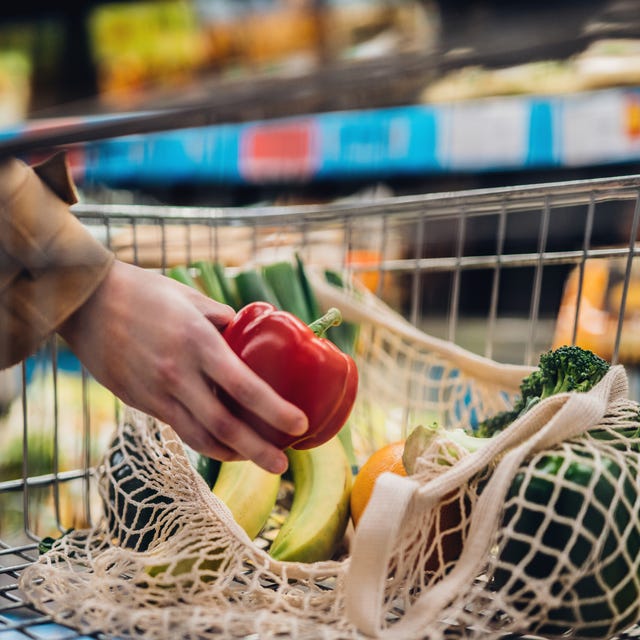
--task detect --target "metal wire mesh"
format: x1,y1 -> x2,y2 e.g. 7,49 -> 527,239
3,172 -> 640,638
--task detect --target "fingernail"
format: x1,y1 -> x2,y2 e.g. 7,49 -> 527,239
292,414 -> 308,435
269,455 -> 288,475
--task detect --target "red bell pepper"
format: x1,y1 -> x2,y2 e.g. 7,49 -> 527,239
222,301 -> 358,450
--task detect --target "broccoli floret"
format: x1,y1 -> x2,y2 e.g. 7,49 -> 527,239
537,345 -> 609,397
476,346 -> 610,438
517,368 -> 544,404
476,368 -> 543,437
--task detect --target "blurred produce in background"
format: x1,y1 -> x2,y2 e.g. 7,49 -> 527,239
421,38 -> 640,104
1,1 -> 639,125
0,0 -> 438,117
89,0 -> 439,107
89,1 -> 210,106
0,51 -> 30,126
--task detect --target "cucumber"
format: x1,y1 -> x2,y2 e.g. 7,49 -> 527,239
185,444 -> 221,489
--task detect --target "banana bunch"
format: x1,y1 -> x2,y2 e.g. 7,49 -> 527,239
209,436 -> 353,563
212,459 -> 281,540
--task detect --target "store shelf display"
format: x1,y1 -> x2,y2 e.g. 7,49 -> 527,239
2,85 -> 639,187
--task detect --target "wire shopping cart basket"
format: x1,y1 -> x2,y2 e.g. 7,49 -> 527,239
3,118 -> 640,638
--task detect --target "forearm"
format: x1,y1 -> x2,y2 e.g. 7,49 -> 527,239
0,154 -> 114,368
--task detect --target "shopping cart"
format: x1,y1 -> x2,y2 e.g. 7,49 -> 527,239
3,124 -> 640,637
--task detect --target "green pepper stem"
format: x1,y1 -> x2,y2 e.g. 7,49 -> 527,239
309,307 -> 343,338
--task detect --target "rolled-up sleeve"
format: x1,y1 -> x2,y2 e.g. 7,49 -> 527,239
0,154 -> 114,368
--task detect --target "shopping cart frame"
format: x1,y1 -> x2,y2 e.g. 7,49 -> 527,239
3,116 -> 640,637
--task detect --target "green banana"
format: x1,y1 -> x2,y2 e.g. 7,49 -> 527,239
212,460 -> 281,540
269,437 -> 353,563
144,459 -> 277,582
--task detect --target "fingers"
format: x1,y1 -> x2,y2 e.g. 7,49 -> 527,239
119,383 -> 239,463
160,398 -> 243,463
170,372 -> 290,474
199,329 -> 309,440
173,402 -> 289,475
163,275 -> 307,441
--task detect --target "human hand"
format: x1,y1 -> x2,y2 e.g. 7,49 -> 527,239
58,260 -> 308,474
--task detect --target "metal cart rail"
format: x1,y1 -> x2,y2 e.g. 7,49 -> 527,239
3,166 -> 640,637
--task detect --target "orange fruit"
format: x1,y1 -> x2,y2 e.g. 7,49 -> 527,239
350,441 -> 407,526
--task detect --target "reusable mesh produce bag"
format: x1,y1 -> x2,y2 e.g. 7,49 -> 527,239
19,277 -> 640,640
310,272 -> 535,461
346,364 -> 640,639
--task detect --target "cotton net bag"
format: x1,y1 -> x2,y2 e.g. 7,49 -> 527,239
19,277 -> 640,639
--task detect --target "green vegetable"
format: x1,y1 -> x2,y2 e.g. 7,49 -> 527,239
402,422 -> 485,475
403,344 -> 640,640
193,260 -> 226,303
234,268 -> 280,307
38,528 -> 74,555
106,428 -> 168,551
323,269 -> 359,356
337,420 -> 358,473
212,262 -> 240,310
168,265 -> 200,290
316,265 -> 359,467
184,444 -> 221,489
295,253 -> 321,320
262,260 -> 312,324
405,413 -> 640,638
477,346 -> 611,437
495,444 -> 640,638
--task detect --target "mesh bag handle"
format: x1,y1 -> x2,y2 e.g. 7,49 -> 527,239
345,365 -> 629,638
310,270 -> 536,456
309,269 -> 534,388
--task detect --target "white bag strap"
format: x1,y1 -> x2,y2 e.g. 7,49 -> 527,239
344,471 -> 420,631
309,270 -> 534,390
345,366 -> 628,638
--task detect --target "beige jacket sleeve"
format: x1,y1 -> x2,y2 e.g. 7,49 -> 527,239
0,153 -> 115,369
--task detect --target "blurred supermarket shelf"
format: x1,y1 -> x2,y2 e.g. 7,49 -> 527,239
2,85 -> 640,186
0,51 -> 442,159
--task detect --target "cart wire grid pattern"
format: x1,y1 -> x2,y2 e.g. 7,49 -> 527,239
3,170 -> 640,639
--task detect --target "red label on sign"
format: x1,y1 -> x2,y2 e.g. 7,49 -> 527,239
240,119 -> 318,181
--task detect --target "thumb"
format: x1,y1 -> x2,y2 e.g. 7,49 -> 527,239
199,297 -> 236,328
